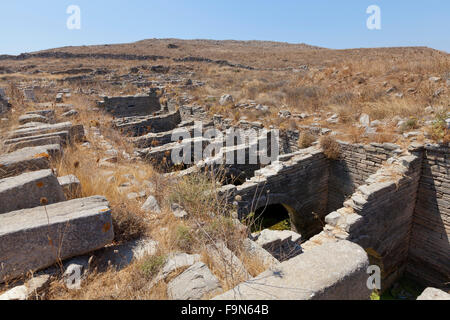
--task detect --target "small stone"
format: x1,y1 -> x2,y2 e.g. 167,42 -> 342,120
141,195 -> 161,213
219,94 -> 234,106
171,203 -> 188,219
429,76 -> 441,83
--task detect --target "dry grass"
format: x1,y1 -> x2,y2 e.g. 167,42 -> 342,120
320,136 -> 341,160
298,131 -> 316,149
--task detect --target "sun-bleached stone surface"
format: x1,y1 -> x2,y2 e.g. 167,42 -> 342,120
0,169 -> 66,214
213,240 -> 370,300
0,196 -> 114,282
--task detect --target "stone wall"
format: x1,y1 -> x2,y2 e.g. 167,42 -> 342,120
113,110 -> 181,136
407,144 -> 450,290
98,92 -> 161,117
322,155 -> 422,290
327,141 -> 401,212
223,147 -> 330,239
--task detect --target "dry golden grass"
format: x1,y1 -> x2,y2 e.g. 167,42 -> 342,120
298,131 -> 316,149
320,136 -> 341,160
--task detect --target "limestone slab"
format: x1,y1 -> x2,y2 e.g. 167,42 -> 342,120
0,196 -> 114,282
0,169 -> 66,214
0,146 -> 54,178
213,240 -> 370,300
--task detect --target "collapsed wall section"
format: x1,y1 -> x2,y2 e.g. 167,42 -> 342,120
113,110 -> 181,136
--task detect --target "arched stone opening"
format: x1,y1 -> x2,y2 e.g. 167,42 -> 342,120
251,203 -> 291,232
248,200 -> 325,241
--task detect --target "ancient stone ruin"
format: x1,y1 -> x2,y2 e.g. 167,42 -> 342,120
96,92 -> 449,298
0,88 -> 448,301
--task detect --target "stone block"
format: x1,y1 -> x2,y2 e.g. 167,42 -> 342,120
213,240 -> 370,300
0,146 -> 53,179
0,169 -> 66,214
0,196 -> 114,282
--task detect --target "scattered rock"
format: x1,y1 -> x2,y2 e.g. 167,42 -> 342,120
167,262 -> 222,300
141,195 -> 161,213
171,203 -> 188,218
219,94 -> 234,106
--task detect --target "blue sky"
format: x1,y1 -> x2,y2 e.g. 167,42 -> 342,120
0,0 -> 449,55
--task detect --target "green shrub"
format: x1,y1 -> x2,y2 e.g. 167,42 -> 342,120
140,254 -> 167,278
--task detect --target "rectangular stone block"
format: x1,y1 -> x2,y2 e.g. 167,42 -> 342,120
9,122 -> 73,139
5,136 -> 62,152
0,169 -> 66,214
4,131 -> 69,148
0,196 -> 114,282
0,146 -> 54,179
